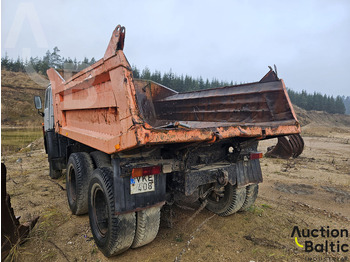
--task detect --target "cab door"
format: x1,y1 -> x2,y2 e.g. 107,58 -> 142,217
44,85 -> 54,131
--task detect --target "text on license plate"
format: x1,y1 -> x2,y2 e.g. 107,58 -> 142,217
130,175 -> 155,194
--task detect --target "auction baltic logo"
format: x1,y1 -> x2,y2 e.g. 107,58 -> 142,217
291,226 -> 349,253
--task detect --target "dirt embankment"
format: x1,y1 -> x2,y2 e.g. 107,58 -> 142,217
294,105 -> 350,138
1,70 -> 48,127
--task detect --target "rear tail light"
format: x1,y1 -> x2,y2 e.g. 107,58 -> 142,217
250,152 -> 263,160
132,165 -> 162,178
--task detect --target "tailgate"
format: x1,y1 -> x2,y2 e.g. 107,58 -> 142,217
134,70 -> 300,146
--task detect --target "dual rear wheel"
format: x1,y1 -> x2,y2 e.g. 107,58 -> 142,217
88,168 -> 161,256
66,153 -> 161,257
65,151 -> 259,257
205,183 -> 259,216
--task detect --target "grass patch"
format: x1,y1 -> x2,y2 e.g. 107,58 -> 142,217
247,203 -> 272,219
261,203 -> 272,209
91,247 -> 98,255
175,234 -> 184,242
4,235 -> 34,262
247,205 -> 264,216
16,206 -> 68,261
4,236 -> 21,262
32,206 -> 69,241
1,127 -> 42,153
41,251 -> 57,261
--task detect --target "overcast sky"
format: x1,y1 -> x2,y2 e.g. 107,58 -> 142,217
2,0 -> 350,96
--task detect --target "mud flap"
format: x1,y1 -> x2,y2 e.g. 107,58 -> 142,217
111,158 -> 166,214
182,159 -> 263,196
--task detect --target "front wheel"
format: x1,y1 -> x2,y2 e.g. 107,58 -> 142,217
205,184 -> 246,216
88,167 -> 136,257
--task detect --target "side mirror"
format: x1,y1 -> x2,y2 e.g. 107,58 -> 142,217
34,96 -> 42,109
34,96 -> 44,117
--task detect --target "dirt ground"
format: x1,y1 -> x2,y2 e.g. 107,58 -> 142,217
2,124 -> 350,262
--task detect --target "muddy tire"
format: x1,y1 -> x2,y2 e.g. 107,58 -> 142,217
206,184 -> 246,216
66,152 -> 94,215
131,206 -> 161,248
239,184 -> 259,212
89,167 -> 136,257
90,151 -> 111,168
49,161 -> 62,179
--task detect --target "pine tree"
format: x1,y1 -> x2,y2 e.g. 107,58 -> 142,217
335,96 -> 346,114
132,65 -> 140,78
1,52 -> 10,70
141,67 -> 151,80
343,96 -> 350,115
63,57 -> 75,71
51,47 -> 62,69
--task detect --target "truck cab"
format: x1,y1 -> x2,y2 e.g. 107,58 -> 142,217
35,86 -> 67,179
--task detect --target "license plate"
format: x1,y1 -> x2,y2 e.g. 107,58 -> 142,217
130,175 -> 155,194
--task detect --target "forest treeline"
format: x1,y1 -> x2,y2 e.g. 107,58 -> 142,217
288,90 -> 346,115
1,47 -> 349,115
1,47 -> 96,75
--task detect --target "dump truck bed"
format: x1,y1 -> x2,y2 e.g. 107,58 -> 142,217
47,25 -> 300,154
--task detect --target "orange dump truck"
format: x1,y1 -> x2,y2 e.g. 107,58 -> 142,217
34,25 -> 301,257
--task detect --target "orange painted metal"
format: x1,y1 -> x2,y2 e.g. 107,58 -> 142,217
47,25 -> 301,154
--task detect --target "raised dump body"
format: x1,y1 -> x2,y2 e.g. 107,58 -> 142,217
47,26 -> 300,155
35,25 -> 302,258
134,76 -> 298,132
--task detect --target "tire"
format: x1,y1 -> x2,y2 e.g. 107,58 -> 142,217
131,206 -> 161,248
239,184 -> 259,212
205,184 -> 246,216
90,151 -> 111,168
66,152 -> 94,215
89,167 -> 136,257
49,161 -> 62,179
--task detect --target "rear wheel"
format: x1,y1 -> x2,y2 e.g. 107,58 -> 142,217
205,184 -> 246,216
131,206 -> 161,248
89,167 -> 136,257
90,151 -> 111,168
239,184 -> 259,212
66,152 -> 94,215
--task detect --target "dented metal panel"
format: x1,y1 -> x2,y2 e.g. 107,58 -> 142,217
152,80 -> 295,126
